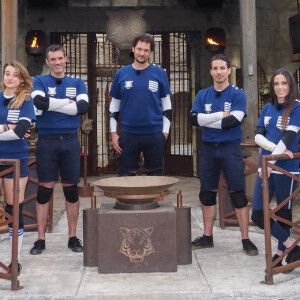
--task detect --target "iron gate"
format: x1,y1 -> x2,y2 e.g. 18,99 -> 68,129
52,32 -> 193,176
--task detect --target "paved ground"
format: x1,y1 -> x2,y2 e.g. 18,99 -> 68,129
0,175 -> 300,299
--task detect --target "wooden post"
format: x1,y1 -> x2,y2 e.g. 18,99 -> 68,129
239,0 -> 259,197
1,0 -> 18,66
239,0 -> 258,142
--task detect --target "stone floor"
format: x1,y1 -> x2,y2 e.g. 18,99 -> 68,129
0,176 -> 300,299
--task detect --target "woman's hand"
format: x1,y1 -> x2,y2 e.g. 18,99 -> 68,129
284,149 -> 294,159
259,166 -> 272,179
23,130 -> 31,139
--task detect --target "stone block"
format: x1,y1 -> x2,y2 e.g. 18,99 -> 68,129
98,202 -> 177,273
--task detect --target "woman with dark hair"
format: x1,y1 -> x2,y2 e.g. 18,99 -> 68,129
251,68 -> 300,270
0,61 -> 35,274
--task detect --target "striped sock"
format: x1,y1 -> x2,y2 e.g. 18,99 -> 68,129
8,228 -> 24,261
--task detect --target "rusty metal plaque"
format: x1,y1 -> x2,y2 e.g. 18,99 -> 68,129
98,203 -> 177,273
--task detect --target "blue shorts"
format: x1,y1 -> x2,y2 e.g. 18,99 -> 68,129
0,159 -> 29,178
36,134 -> 80,184
199,142 -> 245,191
119,131 -> 166,174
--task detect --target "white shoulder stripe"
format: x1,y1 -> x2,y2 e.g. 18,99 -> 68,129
286,125 -> 300,133
162,94 -> 171,111
109,97 -> 121,113
76,93 -> 89,102
230,110 -> 245,122
31,90 -> 45,98
19,117 -> 32,122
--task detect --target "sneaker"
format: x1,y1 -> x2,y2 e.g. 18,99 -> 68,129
242,239 -> 258,256
30,239 -> 45,255
8,262 -> 22,275
68,236 -> 83,252
285,245 -> 300,272
265,254 -> 285,273
271,254 -> 283,268
192,235 -> 214,250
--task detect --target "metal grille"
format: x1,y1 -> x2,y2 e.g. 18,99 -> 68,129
95,34 -> 122,172
257,63 -> 268,114
52,32 -> 193,175
169,33 -> 192,156
151,33 -> 193,175
61,33 -> 88,76
294,67 -> 300,92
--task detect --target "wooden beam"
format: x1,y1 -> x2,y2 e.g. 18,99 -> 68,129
1,0 -> 18,66
239,0 -> 258,142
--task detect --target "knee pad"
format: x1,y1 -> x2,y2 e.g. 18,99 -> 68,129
251,210 -> 264,229
145,169 -> 163,176
275,209 -> 292,229
5,204 -> 13,228
199,191 -> 217,206
37,186 -> 53,204
19,203 -> 24,229
63,185 -> 79,203
251,210 -> 274,229
230,190 -> 248,208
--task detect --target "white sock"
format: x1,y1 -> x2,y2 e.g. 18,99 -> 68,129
18,228 -> 24,261
8,227 -> 24,261
8,227 -> 12,248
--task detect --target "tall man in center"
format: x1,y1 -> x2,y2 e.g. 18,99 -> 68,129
190,54 -> 258,256
109,34 -> 172,176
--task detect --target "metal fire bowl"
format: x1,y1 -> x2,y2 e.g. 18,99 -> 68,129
93,176 -> 179,205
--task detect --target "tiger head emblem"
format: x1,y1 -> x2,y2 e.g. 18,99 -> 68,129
119,227 -> 155,262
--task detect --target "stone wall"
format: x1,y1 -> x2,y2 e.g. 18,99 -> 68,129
13,0 -> 300,87
256,0 -> 299,77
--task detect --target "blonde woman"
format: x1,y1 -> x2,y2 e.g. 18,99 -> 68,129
1,61 -> 35,274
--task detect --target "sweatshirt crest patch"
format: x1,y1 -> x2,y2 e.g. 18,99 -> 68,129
48,87 -> 56,96
125,81 -> 133,89
205,104 -> 212,113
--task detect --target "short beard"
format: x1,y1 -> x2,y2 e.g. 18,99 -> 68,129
135,59 -> 148,65
134,56 -> 148,65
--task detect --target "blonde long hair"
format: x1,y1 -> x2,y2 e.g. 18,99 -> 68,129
2,61 -> 33,109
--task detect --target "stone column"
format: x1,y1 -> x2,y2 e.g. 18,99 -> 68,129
1,0 -> 18,67
239,0 -> 258,142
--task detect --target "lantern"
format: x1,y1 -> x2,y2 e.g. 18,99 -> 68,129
25,30 -> 46,56
205,28 -> 226,53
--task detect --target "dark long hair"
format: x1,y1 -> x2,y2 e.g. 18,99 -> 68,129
269,68 -> 300,129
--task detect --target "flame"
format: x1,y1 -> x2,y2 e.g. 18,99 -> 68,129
207,38 -> 220,46
31,37 -> 39,48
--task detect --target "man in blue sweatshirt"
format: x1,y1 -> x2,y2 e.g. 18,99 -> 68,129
109,34 -> 172,176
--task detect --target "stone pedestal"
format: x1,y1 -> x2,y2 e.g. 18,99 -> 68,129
97,203 -> 177,274
83,208 -> 99,267
175,206 -> 192,264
